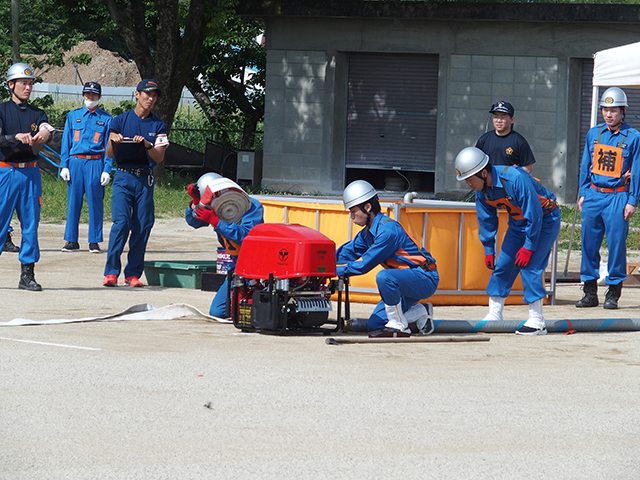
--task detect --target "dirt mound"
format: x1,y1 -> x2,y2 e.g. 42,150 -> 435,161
36,40 -> 141,87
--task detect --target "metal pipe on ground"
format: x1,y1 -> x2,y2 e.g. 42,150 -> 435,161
435,318 -> 640,334
326,335 -> 490,345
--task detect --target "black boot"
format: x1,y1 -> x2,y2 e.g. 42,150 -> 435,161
18,263 -> 42,291
603,282 -> 622,310
575,279 -> 598,308
3,232 -> 20,253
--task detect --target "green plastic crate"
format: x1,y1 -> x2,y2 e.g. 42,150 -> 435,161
144,260 -> 218,289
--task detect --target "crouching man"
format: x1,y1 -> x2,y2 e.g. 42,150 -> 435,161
455,146 -> 561,335
185,173 -> 264,318
336,180 -> 439,335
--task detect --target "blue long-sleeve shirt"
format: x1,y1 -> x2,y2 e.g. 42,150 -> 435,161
579,121 -> 640,207
336,211 -> 436,277
59,106 -> 113,173
185,197 -> 264,259
476,165 -> 559,255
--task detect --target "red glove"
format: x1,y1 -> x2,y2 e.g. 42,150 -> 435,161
485,255 -> 495,270
515,247 -> 533,267
200,186 -> 214,206
187,183 -> 200,204
194,205 -> 220,227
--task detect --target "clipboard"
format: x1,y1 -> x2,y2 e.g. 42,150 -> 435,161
114,138 -> 148,165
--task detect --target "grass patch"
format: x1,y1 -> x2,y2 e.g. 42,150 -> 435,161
36,177 -> 640,252
40,171 -> 195,223
557,204 -> 640,251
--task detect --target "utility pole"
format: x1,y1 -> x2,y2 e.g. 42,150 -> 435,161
12,0 -> 20,63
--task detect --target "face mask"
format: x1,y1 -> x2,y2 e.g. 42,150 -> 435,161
85,99 -> 99,109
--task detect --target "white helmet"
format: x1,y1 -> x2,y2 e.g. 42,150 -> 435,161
343,180 -> 377,209
599,87 -> 628,108
200,177 -> 251,224
455,147 -> 489,181
7,63 -> 35,83
196,172 -> 223,196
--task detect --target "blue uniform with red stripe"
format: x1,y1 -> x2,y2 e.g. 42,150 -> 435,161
476,165 -> 560,303
336,211 -> 439,331
185,198 -> 264,317
60,105 -> 113,244
104,109 -> 168,279
579,121 -> 640,285
0,100 -> 49,265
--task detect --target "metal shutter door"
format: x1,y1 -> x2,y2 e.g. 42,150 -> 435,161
346,53 -> 438,172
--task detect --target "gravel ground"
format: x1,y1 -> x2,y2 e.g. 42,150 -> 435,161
1,219 -> 640,479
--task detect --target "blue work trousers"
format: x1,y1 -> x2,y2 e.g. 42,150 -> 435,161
104,171 -> 155,279
64,157 -> 105,243
487,215 -> 560,304
0,165 -> 41,265
367,267 -> 439,331
580,188 -> 630,285
210,276 -> 229,317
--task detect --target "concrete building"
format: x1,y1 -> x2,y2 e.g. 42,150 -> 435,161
240,1 -> 640,203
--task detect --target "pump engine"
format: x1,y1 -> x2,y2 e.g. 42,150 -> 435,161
231,223 -> 337,334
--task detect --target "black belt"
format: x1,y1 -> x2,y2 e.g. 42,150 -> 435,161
117,166 -> 149,177
419,262 -> 437,271
412,260 -> 436,271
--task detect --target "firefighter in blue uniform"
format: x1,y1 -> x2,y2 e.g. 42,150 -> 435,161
0,63 -> 55,291
59,82 -> 113,253
336,180 -> 439,335
184,172 -> 264,318
185,173 -> 264,317
455,146 -> 561,335
576,87 -> 640,309
103,79 -> 169,287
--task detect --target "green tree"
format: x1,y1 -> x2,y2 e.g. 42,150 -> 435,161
188,14 -> 265,149
0,0 -> 88,100
2,0 -> 266,151
99,0 -> 265,150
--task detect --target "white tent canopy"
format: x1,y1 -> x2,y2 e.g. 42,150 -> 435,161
591,41 -> 640,127
593,41 -> 640,88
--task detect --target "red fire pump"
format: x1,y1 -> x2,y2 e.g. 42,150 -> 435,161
231,223 -> 338,334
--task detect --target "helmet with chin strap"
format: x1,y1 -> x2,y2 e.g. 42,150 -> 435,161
196,172 -> 223,196
7,63 -> 35,83
455,147 -> 490,181
599,87 -> 628,108
343,180 -> 377,209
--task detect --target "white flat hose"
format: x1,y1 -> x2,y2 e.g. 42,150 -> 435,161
212,189 -> 251,224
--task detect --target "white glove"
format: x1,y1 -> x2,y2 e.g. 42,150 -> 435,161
100,172 -> 111,186
60,168 -> 70,182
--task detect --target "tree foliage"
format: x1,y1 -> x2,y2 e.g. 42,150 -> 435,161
1,0 -> 266,151
0,0 -> 88,100
189,13 -> 265,149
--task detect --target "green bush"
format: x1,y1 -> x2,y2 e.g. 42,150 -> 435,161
40,170 -> 194,223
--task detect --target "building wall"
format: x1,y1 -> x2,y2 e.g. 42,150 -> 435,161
261,16 -> 640,203
444,54 -> 561,192
263,49 -> 332,193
